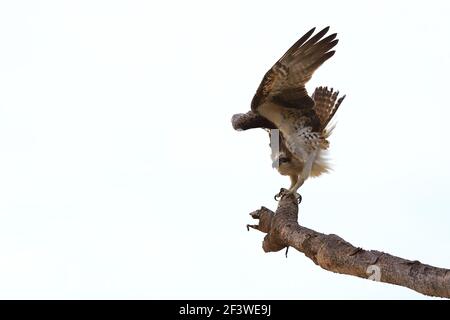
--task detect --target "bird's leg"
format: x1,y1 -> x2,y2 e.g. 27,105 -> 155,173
288,177 -> 304,203
274,175 -> 297,201
288,175 -> 304,194
287,165 -> 309,203
289,175 -> 298,190
274,188 -> 288,201
287,152 -> 317,203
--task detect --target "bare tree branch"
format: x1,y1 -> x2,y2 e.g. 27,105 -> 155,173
248,193 -> 450,298
232,112 -> 450,298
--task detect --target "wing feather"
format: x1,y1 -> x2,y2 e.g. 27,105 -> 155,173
251,27 -> 338,113
311,86 -> 346,130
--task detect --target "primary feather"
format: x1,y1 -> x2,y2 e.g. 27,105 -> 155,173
252,27 -> 345,194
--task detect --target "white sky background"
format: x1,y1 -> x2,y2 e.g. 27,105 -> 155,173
0,0 -> 450,299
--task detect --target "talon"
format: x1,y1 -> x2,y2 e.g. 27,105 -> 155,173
274,188 -> 288,201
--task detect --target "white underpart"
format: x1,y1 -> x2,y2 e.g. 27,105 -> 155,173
311,148 -> 332,177
284,127 -> 313,159
289,150 -> 319,193
259,102 -> 332,192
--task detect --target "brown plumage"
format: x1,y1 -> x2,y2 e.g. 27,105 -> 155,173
312,86 -> 345,131
251,27 -> 346,198
270,87 -> 345,190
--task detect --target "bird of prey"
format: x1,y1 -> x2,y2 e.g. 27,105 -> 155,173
250,27 -> 345,201
268,87 -> 345,201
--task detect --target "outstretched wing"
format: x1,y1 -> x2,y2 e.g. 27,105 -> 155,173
312,86 -> 346,131
251,27 -> 338,112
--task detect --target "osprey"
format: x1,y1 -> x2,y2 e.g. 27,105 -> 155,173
268,87 -> 345,201
251,27 -> 345,201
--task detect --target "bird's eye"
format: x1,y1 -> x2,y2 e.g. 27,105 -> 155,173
279,157 -> 289,163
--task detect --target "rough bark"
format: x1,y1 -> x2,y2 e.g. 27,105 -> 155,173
246,188 -> 450,298
233,112 -> 450,299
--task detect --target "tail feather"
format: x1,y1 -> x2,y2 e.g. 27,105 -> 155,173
310,149 -> 332,177
310,87 -> 346,177
312,86 -> 346,132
